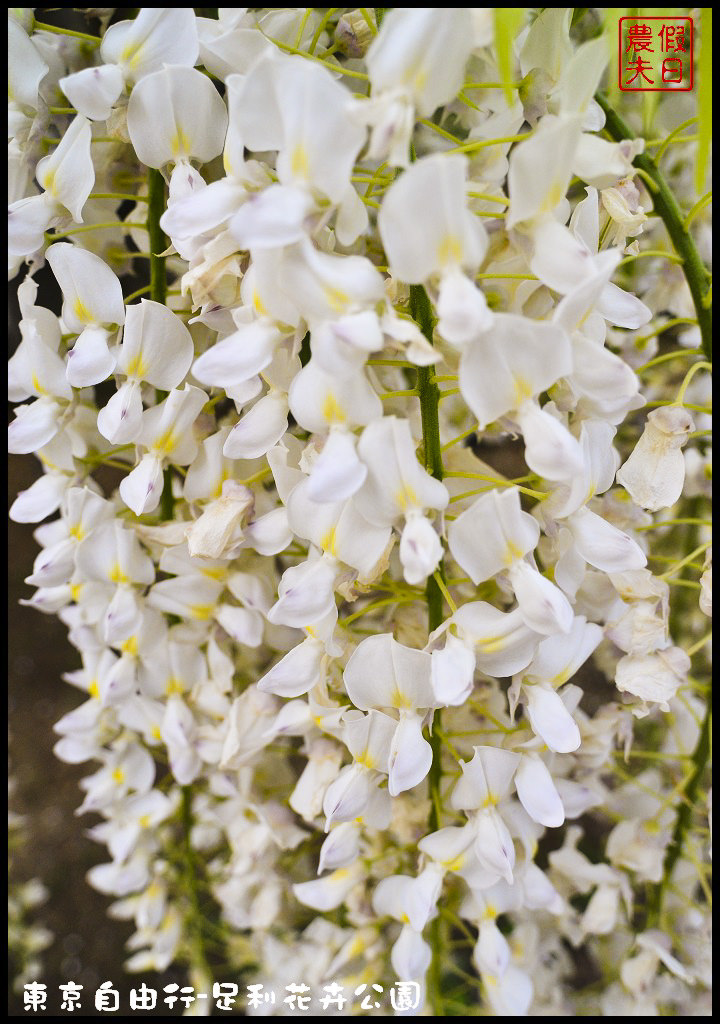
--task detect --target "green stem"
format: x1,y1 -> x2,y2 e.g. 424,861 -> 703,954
181,787 -> 214,981
595,93 -> 712,363
646,705 -> 711,927
147,168 -> 168,306
147,168 -> 175,517
409,283 -> 445,1016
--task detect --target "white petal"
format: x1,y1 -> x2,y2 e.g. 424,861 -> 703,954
101,8 -> 199,81
257,638 -> 325,698
119,454 -> 165,516
431,634 -> 476,707
388,713 -> 433,796
516,400 -> 584,481
59,64 -> 124,120
127,66 -> 228,168
323,765 -> 372,828
399,513 -> 443,586
230,184 -> 312,249
568,507 -> 646,572
267,555 -> 338,628
448,487 -> 539,585
508,559 -> 574,635
474,919 -> 511,978
473,807 -> 515,884
223,393 -> 288,460
244,508 -> 293,556
9,472 -> 68,523
451,746 -> 520,810
8,398 -> 63,455
378,152 -> 485,282
524,684 -> 581,753
35,115 -> 94,222
97,381 -> 144,445
46,243 -> 125,332
344,633 -> 434,711
318,823 -> 361,874
437,269 -> 493,347
306,430 -> 368,504
66,327 -> 116,388
459,314 -> 573,428
193,319 -> 280,389
515,754 -> 565,827
391,925 -> 432,982
119,300 -> 194,389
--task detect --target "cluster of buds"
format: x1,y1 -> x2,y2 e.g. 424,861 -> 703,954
9,7 -> 711,1016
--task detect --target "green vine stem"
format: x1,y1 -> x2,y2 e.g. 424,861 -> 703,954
147,168 -> 175,519
646,705 -> 712,927
595,92 -> 712,363
181,786 -> 214,983
409,283 -> 445,1016
147,168 -> 168,307
147,171 -> 211,978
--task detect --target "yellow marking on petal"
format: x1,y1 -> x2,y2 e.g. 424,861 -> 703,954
124,353 -> 147,379
151,725 -> 162,741
120,41 -> 145,67
88,679 -> 100,699
70,583 -> 83,602
152,428 -> 178,456
171,127 -> 191,158
445,853 -> 466,872
121,635 -> 138,656
252,290 -> 267,315
73,297 -> 94,324
138,814 -> 151,827
512,374 -> 533,407
503,538 -> 525,567
291,144 -> 309,178
69,523 -> 85,541
31,373 -> 47,396
437,233 -> 463,267
109,562 -> 129,584
543,180 -> 566,214
394,484 -> 418,512
355,748 -> 375,770
202,566 -> 227,581
112,767 -> 125,783
165,676 -> 184,696
321,526 -> 337,556
213,467 -> 231,499
41,167 -> 56,195
322,392 -> 346,425
322,284 -> 351,313
190,603 -> 215,620
551,663 -> 575,687
477,634 -> 507,654
391,689 -> 414,710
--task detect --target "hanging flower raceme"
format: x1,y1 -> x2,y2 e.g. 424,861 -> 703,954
7,7 -> 711,1018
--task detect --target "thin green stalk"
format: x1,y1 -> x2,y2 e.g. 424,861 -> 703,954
181,787 -> 214,982
147,168 -> 168,306
409,283 -> 445,1016
147,168 -> 175,517
595,93 -> 712,363
645,705 -> 711,927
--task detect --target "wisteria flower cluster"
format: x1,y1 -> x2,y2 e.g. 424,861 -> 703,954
8,7 -> 712,1016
